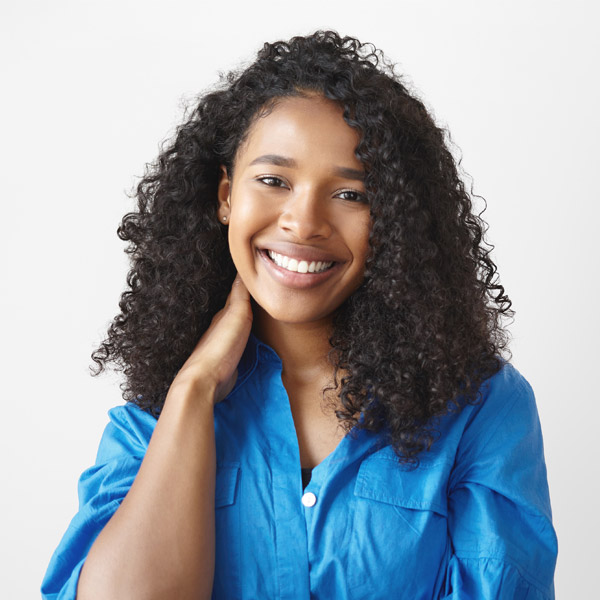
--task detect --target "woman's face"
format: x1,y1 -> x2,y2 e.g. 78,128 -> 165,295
218,95 -> 371,325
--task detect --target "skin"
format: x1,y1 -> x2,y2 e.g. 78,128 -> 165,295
77,276 -> 252,600
218,94 -> 371,331
218,94 -> 371,467
77,95 -> 371,599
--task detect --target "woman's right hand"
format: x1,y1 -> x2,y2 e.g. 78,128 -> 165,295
168,274 -> 253,405
78,281 -> 250,600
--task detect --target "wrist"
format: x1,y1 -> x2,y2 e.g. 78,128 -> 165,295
166,376 -> 218,411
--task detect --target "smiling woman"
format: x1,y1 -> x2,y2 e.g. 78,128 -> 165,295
220,95 -> 371,326
42,31 -> 557,600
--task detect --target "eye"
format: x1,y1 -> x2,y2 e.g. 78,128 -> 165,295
336,189 -> 367,203
256,175 -> 288,188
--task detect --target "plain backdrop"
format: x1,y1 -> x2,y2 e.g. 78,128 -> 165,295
1,0 -> 598,597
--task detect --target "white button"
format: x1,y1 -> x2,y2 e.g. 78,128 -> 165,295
301,492 -> 317,507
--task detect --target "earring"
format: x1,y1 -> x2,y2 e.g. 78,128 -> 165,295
222,216 -> 228,222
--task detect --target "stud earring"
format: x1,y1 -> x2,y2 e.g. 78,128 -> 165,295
222,216 -> 228,222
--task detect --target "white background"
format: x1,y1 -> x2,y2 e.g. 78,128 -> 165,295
1,0 -> 598,597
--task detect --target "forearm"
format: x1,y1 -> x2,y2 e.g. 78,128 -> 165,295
77,382 -> 217,600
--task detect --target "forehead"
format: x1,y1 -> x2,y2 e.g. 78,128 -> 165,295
235,95 -> 362,168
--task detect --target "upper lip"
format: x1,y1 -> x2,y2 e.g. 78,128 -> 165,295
259,242 -> 342,264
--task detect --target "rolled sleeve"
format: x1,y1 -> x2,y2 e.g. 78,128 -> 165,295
443,366 -> 558,599
41,404 -> 156,600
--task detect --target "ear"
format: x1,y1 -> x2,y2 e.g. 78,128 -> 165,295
217,165 -> 231,224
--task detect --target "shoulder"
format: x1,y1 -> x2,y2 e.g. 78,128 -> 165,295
95,403 -> 158,463
429,362 -> 538,458
479,361 -> 535,411
447,361 -> 553,519
458,362 -> 539,451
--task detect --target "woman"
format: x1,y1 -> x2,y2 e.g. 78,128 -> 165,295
42,31 -> 557,599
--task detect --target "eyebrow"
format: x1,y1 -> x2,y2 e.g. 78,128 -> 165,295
249,154 -> 365,181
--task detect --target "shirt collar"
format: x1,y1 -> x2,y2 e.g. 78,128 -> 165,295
230,333 -> 390,458
230,332 -> 281,395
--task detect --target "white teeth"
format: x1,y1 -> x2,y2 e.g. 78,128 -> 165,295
267,250 -> 333,274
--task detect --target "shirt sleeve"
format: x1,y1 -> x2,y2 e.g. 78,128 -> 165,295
41,403 -> 156,600
441,365 -> 558,599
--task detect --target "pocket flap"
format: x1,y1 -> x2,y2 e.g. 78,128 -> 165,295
354,454 -> 448,516
215,463 -> 240,508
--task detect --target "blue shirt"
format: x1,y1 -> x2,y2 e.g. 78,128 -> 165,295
42,334 -> 557,599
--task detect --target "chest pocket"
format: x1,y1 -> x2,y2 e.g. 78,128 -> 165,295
348,453 -> 451,599
354,453 -> 449,515
215,463 -> 240,507
211,463 -> 241,600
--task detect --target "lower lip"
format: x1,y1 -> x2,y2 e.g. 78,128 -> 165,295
258,250 -> 341,289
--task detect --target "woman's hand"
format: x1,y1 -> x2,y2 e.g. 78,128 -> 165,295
78,277 -> 252,600
168,274 -> 253,405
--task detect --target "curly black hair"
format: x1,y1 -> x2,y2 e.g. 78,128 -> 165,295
91,30 -> 513,464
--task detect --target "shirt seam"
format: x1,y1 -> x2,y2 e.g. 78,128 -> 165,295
451,553 -> 553,597
452,371 -> 526,484
228,349 -> 260,396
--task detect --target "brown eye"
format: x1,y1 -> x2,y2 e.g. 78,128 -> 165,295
336,189 -> 367,203
257,176 -> 287,188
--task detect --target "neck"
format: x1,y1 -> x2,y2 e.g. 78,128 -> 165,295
253,306 -> 334,378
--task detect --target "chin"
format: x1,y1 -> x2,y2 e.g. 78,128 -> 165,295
254,300 -> 333,326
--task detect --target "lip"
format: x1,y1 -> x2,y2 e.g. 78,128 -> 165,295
258,248 -> 342,289
259,241 -> 342,264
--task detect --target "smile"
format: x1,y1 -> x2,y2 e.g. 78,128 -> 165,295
267,250 -> 334,274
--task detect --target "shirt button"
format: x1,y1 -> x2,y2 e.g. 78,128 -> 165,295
301,492 -> 317,507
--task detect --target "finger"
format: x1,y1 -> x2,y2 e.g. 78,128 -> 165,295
227,273 -> 251,304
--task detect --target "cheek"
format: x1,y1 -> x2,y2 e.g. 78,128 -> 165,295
350,228 -> 372,290
353,216 -> 372,263
227,223 -> 251,270
226,206 -> 269,272
230,190 -> 273,236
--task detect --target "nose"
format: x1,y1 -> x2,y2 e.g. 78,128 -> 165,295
277,187 -> 333,240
